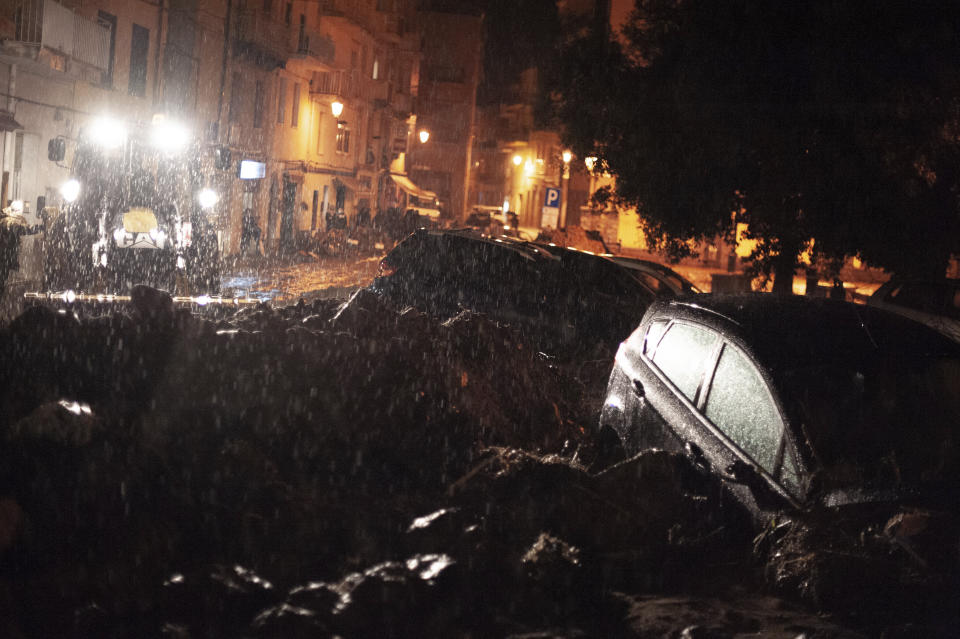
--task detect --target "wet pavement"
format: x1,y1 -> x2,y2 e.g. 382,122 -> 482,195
220,252 -> 385,304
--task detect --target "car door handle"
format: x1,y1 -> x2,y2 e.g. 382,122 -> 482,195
631,378 -> 645,397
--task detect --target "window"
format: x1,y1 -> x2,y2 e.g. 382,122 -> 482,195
291,83 -> 301,127
253,81 -> 265,128
336,124 -> 350,153
372,59 -> 379,80
643,320 -> 669,356
128,24 -> 149,97
97,11 -> 117,87
285,2 -> 292,26
263,0 -> 272,13
651,323 -> 718,402
704,344 -> 783,473
277,77 -> 286,124
229,72 -> 243,122
311,190 -> 319,230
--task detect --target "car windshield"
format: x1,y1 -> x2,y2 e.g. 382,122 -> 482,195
780,354 -> 960,493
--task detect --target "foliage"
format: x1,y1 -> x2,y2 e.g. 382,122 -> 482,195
554,0 -> 960,286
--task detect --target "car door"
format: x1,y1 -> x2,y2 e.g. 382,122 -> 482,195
695,341 -> 801,513
607,319 -> 721,454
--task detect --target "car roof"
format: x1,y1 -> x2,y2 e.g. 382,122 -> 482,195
650,294 -> 960,371
608,256 -> 701,292
393,228 -> 559,263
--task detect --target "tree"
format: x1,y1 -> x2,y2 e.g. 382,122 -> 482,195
554,0 -> 960,291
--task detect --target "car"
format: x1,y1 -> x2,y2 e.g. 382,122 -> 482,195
607,256 -> 702,297
599,294 -> 960,522
369,229 -> 657,351
867,277 -> 960,343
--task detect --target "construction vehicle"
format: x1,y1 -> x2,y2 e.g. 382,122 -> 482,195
42,115 -> 221,296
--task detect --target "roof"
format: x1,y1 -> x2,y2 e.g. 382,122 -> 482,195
659,294 -> 960,371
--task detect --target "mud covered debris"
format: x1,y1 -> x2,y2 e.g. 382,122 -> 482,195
0,289 -> 956,636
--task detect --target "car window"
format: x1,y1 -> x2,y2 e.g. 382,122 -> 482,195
643,320 -> 669,355
704,343 -> 783,474
651,322 -> 718,401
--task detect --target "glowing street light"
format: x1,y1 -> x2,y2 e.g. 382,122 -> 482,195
562,149 -> 572,164
331,100 -> 344,117
512,154 -> 523,166
584,156 -> 597,172
418,129 -> 430,144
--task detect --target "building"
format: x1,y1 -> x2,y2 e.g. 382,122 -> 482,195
407,6 -> 483,223
0,0 -> 431,264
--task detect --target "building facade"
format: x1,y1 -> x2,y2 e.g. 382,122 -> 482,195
1,0 -> 428,265
407,7 -> 482,223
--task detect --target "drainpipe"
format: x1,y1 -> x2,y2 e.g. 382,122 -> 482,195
154,0 -> 168,109
2,63 -> 17,208
216,0 -> 233,141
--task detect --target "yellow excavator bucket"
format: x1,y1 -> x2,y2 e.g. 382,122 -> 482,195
122,207 -> 158,233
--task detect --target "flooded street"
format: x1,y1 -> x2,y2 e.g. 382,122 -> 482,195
221,253 -> 385,303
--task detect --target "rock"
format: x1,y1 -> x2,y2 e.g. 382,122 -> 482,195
131,284 -> 174,323
6,399 -> 100,446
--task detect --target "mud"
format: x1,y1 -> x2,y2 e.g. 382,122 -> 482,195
0,287 -> 955,637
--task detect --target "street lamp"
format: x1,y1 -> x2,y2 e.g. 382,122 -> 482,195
562,149 -> 572,165
331,100 -> 344,118
418,129 -> 430,144
512,154 -> 523,166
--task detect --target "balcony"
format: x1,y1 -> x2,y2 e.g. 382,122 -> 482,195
236,10 -> 291,65
6,0 -> 110,71
294,30 -> 335,65
310,69 -> 355,99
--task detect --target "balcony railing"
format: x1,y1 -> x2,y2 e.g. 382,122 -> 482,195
11,0 -> 110,70
237,10 -> 291,63
310,69 -> 355,99
296,31 -> 335,65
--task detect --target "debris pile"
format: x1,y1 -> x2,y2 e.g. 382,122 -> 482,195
0,287 -> 955,636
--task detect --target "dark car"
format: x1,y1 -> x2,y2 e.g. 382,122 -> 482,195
867,277 -> 960,343
369,229 -> 657,351
599,294 -> 960,522
607,256 -> 702,297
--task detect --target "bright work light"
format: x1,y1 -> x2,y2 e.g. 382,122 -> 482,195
61,179 -> 81,203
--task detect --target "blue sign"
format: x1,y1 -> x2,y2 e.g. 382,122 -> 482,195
544,187 -> 561,209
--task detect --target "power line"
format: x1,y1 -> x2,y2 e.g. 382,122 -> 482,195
0,91 -> 91,116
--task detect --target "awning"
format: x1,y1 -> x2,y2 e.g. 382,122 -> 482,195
390,173 -> 437,203
333,176 -> 359,193
0,110 -> 23,132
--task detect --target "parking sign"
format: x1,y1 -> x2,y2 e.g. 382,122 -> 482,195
541,187 -> 561,229
544,188 -> 561,208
